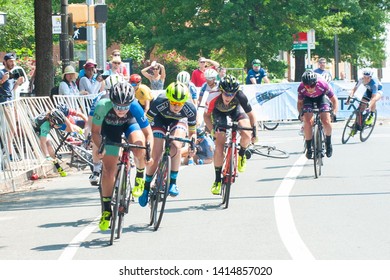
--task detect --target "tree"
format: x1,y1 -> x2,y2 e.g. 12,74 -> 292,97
34,0 -> 53,96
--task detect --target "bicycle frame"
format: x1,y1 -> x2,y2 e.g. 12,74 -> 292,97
311,108 -> 325,178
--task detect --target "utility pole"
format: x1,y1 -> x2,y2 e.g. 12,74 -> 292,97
95,0 -> 107,69
334,34 -> 340,80
60,0 -> 70,71
86,0 -> 95,61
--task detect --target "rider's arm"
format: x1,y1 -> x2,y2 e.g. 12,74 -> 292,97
329,95 -> 338,115
204,111 -> 213,133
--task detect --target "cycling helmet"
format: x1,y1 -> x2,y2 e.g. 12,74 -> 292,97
252,59 -> 261,65
362,68 -> 374,77
49,108 -> 66,126
177,71 -> 191,85
56,103 -> 69,116
301,70 -> 318,86
196,128 -> 206,138
204,68 -> 218,80
109,81 -> 135,105
105,74 -> 124,90
219,75 -> 240,93
166,82 -> 189,103
130,74 -> 142,84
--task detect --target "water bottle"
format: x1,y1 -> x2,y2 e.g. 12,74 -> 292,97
188,158 -> 194,165
197,159 -> 204,165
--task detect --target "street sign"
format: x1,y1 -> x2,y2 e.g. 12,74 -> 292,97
292,43 -> 308,50
52,15 -> 61,34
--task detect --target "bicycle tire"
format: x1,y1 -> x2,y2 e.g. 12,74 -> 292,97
360,110 -> 377,142
117,166 -> 131,240
110,164 -> 125,245
222,144 -> 235,209
341,110 -> 357,144
150,155 -> 171,231
313,125 -> 322,178
71,145 -> 93,170
251,145 -> 289,159
263,121 -> 280,130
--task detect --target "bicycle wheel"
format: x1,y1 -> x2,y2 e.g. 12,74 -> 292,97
110,164 -> 125,245
251,144 -> 289,159
117,167 -> 131,240
263,121 -> 279,130
221,145 -> 235,209
360,110 -> 377,142
149,155 -> 171,231
71,145 -> 93,170
341,111 -> 358,144
313,125 -> 322,178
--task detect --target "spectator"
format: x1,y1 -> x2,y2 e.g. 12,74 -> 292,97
78,58 -> 96,80
191,57 -> 220,87
314,57 -> 332,82
130,74 -> 154,113
0,53 -> 25,103
79,62 -> 105,95
182,128 -> 215,165
59,65 -> 87,96
245,59 -> 270,84
141,61 -> 166,90
106,49 -> 129,81
217,67 -> 226,81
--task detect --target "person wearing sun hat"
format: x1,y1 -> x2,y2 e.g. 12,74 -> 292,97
59,65 -> 87,95
78,58 -> 97,79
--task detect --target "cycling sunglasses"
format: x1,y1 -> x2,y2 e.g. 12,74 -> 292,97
222,91 -> 236,97
169,100 -> 185,107
113,104 -> 130,111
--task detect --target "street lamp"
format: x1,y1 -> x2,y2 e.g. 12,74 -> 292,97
0,12 -> 7,26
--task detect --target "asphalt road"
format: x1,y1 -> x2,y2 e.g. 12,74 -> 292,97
1,121 -> 390,277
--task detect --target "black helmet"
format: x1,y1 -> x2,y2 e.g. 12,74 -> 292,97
301,70 -> 318,86
56,103 -> 69,116
109,81 -> 135,105
49,108 -> 66,125
219,75 -> 240,93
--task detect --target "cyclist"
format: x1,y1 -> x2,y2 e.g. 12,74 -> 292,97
130,74 -> 154,113
91,81 -> 154,231
198,68 -> 220,107
56,103 -> 88,135
33,108 -> 71,177
297,70 -> 338,159
87,74 -> 122,185
346,68 -> 382,134
203,75 -> 257,195
177,71 -> 198,105
138,82 -> 197,207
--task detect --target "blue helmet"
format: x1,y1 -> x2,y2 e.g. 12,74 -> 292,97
56,103 -> 70,117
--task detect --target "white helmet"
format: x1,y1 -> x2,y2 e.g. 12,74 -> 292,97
320,72 -> 332,83
204,68 -> 218,80
105,74 -> 125,90
362,68 -> 374,77
177,71 -> 190,85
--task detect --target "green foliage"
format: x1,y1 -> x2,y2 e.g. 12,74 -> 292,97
119,37 -> 145,67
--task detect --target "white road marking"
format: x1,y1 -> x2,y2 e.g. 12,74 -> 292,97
58,216 -> 99,260
274,154 -> 315,260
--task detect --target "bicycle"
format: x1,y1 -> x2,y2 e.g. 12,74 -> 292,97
342,97 -> 377,144
245,143 -> 289,159
149,127 -> 195,231
216,121 -> 256,209
258,120 -> 279,131
99,137 -> 150,245
302,106 -> 326,179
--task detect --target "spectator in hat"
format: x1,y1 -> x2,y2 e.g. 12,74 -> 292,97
105,49 -> 129,81
245,59 -> 270,84
0,53 -> 26,103
78,58 -> 97,80
191,56 -> 220,87
79,62 -> 105,95
59,65 -> 87,95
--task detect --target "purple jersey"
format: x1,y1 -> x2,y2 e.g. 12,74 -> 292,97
297,78 -> 334,100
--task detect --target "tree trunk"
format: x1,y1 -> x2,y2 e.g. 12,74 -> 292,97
34,0 -> 54,96
294,50 -> 306,82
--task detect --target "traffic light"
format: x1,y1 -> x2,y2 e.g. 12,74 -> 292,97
95,4 -> 108,23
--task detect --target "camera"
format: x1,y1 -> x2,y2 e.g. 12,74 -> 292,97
96,69 -> 104,75
8,71 -> 21,80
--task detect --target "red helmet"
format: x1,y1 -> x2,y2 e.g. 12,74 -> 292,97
130,74 -> 142,84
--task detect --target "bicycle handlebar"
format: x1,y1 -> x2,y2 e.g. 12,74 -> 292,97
345,96 -> 369,106
215,121 -> 257,138
168,135 -> 195,151
98,136 -> 151,161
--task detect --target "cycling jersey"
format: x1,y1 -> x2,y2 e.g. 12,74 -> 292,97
93,98 -> 149,145
135,84 -> 153,106
245,68 -> 268,84
297,77 -> 335,100
33,113 -> 52,137
355,77 -> 383,100
199,82 -> 221,108
146,93 -> 197,133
